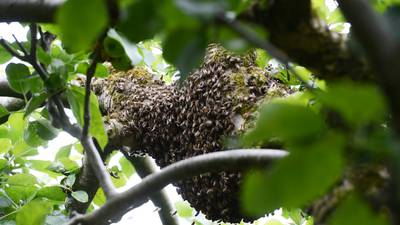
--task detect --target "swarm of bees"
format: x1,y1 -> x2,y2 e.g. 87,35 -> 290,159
93,44 -> 291,222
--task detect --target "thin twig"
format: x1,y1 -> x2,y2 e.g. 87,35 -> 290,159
66,149 -> 288,225
12,34 -> 28,55
0,39 -> 26,61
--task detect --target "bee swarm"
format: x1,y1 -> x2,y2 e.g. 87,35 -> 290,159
92,44 -> 291,222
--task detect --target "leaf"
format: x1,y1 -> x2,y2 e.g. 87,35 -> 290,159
0,196 -> 12,208
7,173 -> 37,186
320,82 -> 386,126
55,145 -> 72,160
66,85 -> 108,148
174,201 -> 193,218
0,138 -> 12,154
119,156 -> 135,178
57,0 -> 109,52
0,159 -> 8,170
242,133 -> 345,216
57,158 -> 80,172
0,105 -> 9,118
37,186 -> 66,201
24,120 -> 58,147
117,0 -> 161,43
16,199 -> 53,225
71,190 -> 88,203
5,63 -> 31,94
162,27 -> 207,80
24,93 -> 48,118
94,63 -> 109,78
0,46 -> 12,64
242,103 -> 324,146
103,36 -> 126,57
65,174 -> 76,187
329,195 -> 389,225
7,113 -> 25,144
12,140 -> 38,157
264,220 -> 285,225
92,188 -> 106,206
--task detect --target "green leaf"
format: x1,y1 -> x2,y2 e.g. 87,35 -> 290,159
5,63 -> 31,94
103,36 -> 126,57
117,0 -> 161,43
24,120 -> 58,147
174,201 -> 193,218
0,105 -> 9,118
92,188 -> 106,206
162,27 -> 206,80
264,220 -> 285,225
94,63 -> 109,78
242,134 -> 345,216
55,145 -> 72,160
71,190 -> 88,203
119,156 -> 135,178
24,93 -> 48,118
0,46 -> 12,64
37,47 -> 52,66
329,195 -> 389,225
0,196 -> 12,208
7,173 -> 37,186
320,82 -> 386,126
37,186 -> 66,201
65,174 -> 76,187
57,158 -> 80,172
16,199 -> 53,225
0,138 -> 12,154
7,113 -> 25,143
57,0 -> 109,52
0,159 -> 8,170
13,140 -> 38,157
66,85 -> 108,148
242,103 -> 324,145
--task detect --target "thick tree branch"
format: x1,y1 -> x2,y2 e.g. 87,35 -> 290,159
66,149 -> 288,225
0,0 -> 63,23
124,155 -> 178,225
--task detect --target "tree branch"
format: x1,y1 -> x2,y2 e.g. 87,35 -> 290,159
0,0 -> 63,23
123,154 -> 179,225
66,149 -> 288,225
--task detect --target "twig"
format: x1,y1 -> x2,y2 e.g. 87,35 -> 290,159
65,149 -> 288,225
0,39 -> 26,61
12,34 -> 28,55
80,31 -> 116,198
